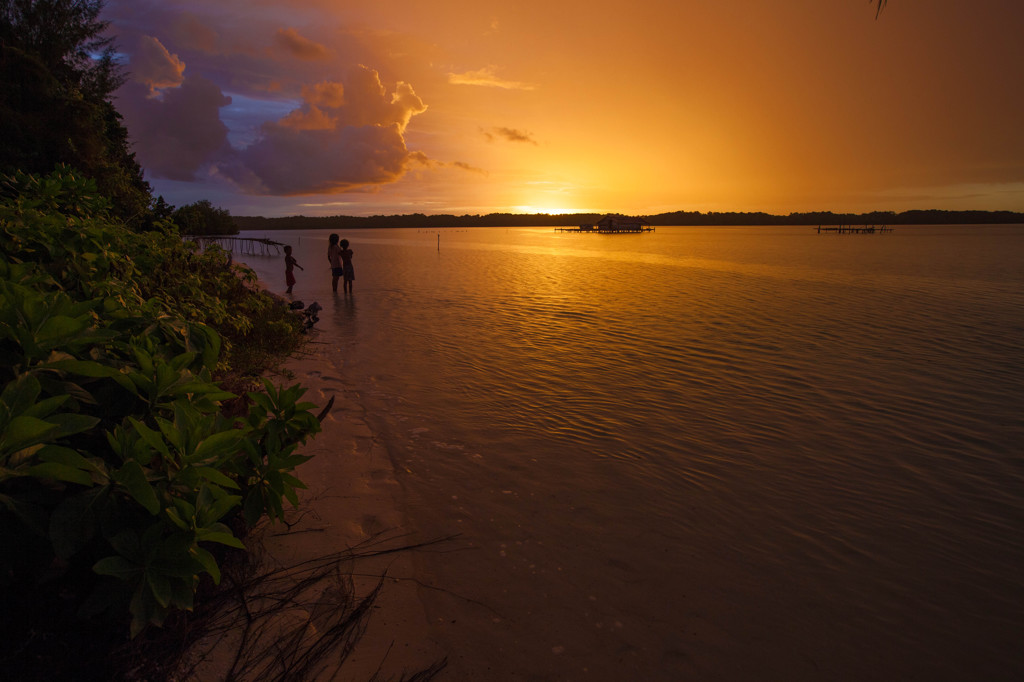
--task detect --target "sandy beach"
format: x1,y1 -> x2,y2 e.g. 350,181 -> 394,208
180,331 -> 448,681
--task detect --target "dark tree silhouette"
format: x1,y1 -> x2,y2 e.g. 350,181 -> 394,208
0,0 -> 151,225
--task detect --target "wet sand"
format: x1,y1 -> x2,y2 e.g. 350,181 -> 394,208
181,335 -> 446,681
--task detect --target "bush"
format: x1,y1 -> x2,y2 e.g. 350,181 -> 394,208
0,168 -> 318,637
173,199 -> 237,236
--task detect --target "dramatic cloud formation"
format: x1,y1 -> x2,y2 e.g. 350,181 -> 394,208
219,66 -> 427,195
115,18 -> 429,197
131,36 -> 185,94
116,36 -> 230,181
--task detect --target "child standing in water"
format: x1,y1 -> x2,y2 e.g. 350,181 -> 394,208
284,245 -> 303,294
327,233 -> 343,293
339,238 -> 354,294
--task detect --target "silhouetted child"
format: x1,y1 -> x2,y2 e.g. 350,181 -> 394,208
328,233 -> 342,292
339,238 -> 354,294
284,245 -> 303,294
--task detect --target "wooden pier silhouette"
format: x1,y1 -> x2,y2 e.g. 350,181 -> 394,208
187,235 -> 285,255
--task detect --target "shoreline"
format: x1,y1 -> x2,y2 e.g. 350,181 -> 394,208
181,310 -> 446,680
265,340 -> 443,677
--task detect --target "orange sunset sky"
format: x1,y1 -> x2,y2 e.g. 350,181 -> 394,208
105,0 -> 1024,217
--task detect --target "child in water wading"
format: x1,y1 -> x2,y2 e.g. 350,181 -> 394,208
327,234 -> 342,292
339,239 -> 354,294
284,245 -> 303,294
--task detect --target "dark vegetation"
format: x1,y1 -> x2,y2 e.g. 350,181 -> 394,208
0,0 -> 150,228
234,207 -> 1024,232
175,199 -> 239,236
0,2 -> 374,679
0,168 -> 316,667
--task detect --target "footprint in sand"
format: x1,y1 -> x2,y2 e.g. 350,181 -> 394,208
360,514 -> 386,536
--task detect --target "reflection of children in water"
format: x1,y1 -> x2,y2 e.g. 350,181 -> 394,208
284,244 -> 303,294
339,238 -> 354,294
327,233 -> 343,293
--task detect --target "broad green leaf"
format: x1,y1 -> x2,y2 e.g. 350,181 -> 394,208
192,546 -> 221,584
107,529 -> 142,562
193,466 -> 239,489
21,394 -> 69,420
113,461 -> 160,515
0,372 -> 42,409
248,392 -> 274,412
190,429 -> 246,463
132,345 -> 154,375
169,352 -> 197,372
280,473 -> 307,489
1,374 -> 42,411
147,572 -> 172,608
154,363 -> 180,396
196,531 -> 244,549
39,445 -> 106,478
204,494 -> 241,525
192,389 -> 237,403
26,462 -> 93,485
164,506 -> 189,531
35,315 -> 88,348
46,359 -> 123,378
7,443 -> 44,467
0,415 -> 58,454
167,380 -> 231,398
94,555 -> 141,580
171,496 -> 196,521
155,416 -> 181,451
47,413 -> 100,439
128,417 -> 170,458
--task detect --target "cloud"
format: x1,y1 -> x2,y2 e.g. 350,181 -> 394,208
218,66 -> 429,195
302,81 -> 346,108
110,6 -> 432,199
452,161 -> 488,175
132,36 -> 186,95
482,127 -> 538,145
448,66 -> 535,90
274,27 -> 331,60
170,12 -> 220,54
119,74 -> 232,181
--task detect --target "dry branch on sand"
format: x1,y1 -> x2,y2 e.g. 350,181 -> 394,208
117,531 -> 450,682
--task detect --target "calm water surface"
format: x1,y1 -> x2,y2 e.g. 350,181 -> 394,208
238,225 -> 1024,681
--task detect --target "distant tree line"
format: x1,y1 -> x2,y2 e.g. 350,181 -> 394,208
234,208 -> 1024,231
646,209 -> 1024,226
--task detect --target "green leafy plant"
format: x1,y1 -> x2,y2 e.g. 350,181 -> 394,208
238,379 -> 320,526
0,168 -> 320,638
